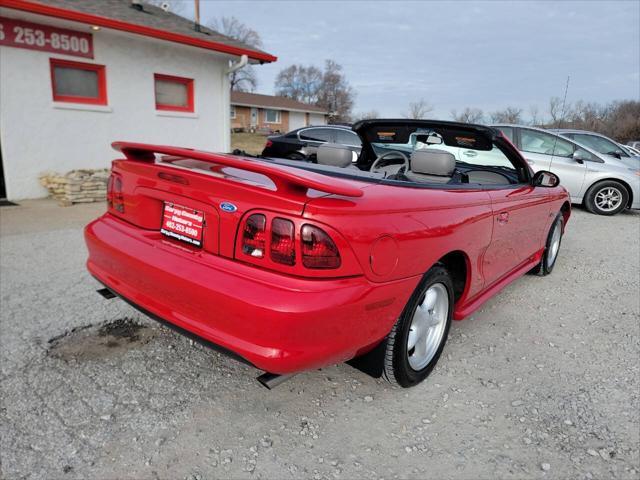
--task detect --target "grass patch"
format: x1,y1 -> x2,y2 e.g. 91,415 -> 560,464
231,132 -> 269,156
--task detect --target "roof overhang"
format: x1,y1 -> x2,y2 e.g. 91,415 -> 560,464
0,0 -> 277,63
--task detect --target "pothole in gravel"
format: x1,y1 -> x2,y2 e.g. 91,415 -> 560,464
48,318 -> 157,361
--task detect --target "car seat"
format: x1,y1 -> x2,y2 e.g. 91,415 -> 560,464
317,143 -> 356,168
404,150 -> 457,183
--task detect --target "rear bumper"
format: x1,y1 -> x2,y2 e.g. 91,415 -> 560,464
85,214 -> 418,374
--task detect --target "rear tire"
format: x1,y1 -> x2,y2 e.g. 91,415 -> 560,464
530,214 -> 563,276
382,265 -> 453,388
584,181 -> 628,216
286,153 -> 306,161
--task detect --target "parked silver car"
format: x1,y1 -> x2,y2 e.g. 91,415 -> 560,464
493,125 -> 640,215
621,144 -> 640,157
550,129 -> 636,163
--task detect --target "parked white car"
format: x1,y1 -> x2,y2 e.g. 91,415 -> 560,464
493,125 -> 640,216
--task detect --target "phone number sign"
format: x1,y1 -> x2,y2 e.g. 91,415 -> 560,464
0,16 -> 94,58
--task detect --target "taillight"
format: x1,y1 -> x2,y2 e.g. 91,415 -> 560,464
265,139 -> 273,148
242,214 -> 266,257
107,173 -> 124,213
270,218 -> 295,265
106,174 -> 114,208
301,224 -> 341,269
239,215 -> 342,271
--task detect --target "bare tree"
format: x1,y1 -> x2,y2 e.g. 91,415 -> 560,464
451,107 -> 484,123
604,100 -> 640,143
317,60 -> 355,123
490,107 -> 523,124
352,110 -> 379,122
528,105 -> 541,126
568,100 -> 606,131
547,97 -> 565,128
274,60 -> 355,122
404,99 -> 433,119
207,17 -> 263,91
274,65 -> 323,104
538,99 -> 639,143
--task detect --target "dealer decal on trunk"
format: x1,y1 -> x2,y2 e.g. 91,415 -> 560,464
160,203 -> 204,247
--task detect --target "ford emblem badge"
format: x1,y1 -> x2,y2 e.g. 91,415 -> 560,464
220,202 -> 237,213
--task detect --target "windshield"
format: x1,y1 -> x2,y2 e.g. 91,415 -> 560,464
372,130 -> 515,165
364,124 -> 526,184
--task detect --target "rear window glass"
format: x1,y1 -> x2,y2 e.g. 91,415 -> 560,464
336,130 -> 361,146
300,128 -> 334,142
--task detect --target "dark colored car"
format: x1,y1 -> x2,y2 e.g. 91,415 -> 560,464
261,125 -> 361,162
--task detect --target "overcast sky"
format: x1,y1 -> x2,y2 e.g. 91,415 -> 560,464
191,0 -> 639,121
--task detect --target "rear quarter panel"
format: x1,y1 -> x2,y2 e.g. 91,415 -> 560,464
304,184 -> 494,303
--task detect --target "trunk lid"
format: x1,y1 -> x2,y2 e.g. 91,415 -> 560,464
108,142 -> 365,259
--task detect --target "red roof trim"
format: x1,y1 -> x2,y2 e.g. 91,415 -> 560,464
0,0 -> 277,62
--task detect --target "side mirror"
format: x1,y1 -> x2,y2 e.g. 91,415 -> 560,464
573,149 -> 589,163
533,170 -> 560,188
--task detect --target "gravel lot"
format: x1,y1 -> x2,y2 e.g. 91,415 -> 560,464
1,199 -> 638,480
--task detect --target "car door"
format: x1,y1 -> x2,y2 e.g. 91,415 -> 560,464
519,128 -> 587,199
485,184 -> 550,285
463,146 -> 550,286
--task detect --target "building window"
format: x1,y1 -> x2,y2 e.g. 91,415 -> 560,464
154,74 -> 194,112
230,105 -> 236,119
50,58 -> 107,105
264,109 -> 281,123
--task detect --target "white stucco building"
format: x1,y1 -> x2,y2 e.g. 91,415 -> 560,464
0,0 -> 275,200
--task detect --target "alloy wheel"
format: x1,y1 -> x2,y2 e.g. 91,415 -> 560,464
595,187 -> 623,212
547,221 -> 562,268
407,283 -> 449,370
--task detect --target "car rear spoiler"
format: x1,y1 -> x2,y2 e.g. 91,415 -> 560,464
112,142 -> 364,198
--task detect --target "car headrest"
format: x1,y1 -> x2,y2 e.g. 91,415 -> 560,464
317,143 -> 353,168
410,149 -> 456,176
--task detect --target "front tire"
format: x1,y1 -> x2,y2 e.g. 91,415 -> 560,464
584,181 -> 628,216
383,265 -> 453,387
530,214 -> 564,276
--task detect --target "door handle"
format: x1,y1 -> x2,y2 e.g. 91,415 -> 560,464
497,211 -> 509,224
463,150 -> 478,157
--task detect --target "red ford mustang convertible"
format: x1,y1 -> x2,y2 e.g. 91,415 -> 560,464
85,120 -> 570,388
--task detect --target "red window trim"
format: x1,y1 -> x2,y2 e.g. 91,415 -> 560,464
50,58 -> 107,105
154,73 -> 194,113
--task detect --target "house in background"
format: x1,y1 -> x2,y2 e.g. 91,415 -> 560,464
0,0 -> 275,200
230,91 -> 328,133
